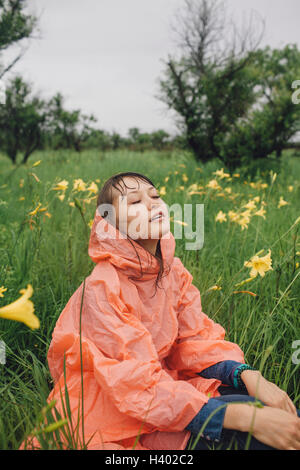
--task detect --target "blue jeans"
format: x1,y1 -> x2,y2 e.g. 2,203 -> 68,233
185,386 -> 300,450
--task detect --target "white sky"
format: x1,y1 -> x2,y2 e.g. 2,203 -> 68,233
1,0 -> 300,137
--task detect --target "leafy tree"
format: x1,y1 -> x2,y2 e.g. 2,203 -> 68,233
46,93 -> 97,152
157,0 -> 266,172
0,0 -> 38,79
0,74 -> 46,164
221,45 -> 300,175
150,130 -> 170,150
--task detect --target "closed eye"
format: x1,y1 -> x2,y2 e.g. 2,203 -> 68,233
132,196 -> 160,204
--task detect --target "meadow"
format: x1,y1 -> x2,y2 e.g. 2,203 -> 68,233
0,148 -> 299,450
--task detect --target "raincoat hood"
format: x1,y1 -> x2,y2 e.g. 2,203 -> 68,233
88,207 -> 175,279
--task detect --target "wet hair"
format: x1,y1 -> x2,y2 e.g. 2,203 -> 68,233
96,171 -> 170,298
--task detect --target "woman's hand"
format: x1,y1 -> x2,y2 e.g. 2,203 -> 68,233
250,406 -> 300,450
224,403 -> 300,450
240,370 -> 298,416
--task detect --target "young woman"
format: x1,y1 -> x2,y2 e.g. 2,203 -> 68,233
39,172 -> 300,450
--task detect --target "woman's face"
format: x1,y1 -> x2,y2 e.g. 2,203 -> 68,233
112,177 -> 170,240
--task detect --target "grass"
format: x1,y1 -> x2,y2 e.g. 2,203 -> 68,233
0,147 -> 299,449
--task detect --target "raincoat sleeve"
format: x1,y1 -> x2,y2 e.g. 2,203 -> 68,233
56,275 -> 214,433
165,258 -> 245,377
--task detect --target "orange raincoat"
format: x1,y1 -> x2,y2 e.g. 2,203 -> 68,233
26,209 -> 245,450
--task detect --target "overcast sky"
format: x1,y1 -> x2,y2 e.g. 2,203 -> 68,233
2,0 -> 300,137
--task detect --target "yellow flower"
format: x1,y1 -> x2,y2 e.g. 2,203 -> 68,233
32,160 -> 42,167
159,186 -> 166,196
207,179 -> 222,190
228,210 -> 240,222
73,178 -> 86,192
83,198 -> 92,205
95,178 -> 101,183
213,168 -> 230,179
288,185 -> 294,192
28,203 -> 42,216
53,180 -> 69,191
19,196 -> 25,201
215,211 -> 227,223
0,284 -> 39,329
224,187 -> 232,194
30,172 -> 40,183
244,249 -> 273,278
88,219 -> 94,229
86,182 -> 99,194
164,176 -> 170,183
187,183 -> 199,192
0,286 -> 7,298
237,211 -> 251,230
243,200 -> 257,210
174,219 -> 188,226
206,285 -> 222,292
187,190 -> 205,196
182,173 -> 188,182
58,193 -> 65,201
254,206 -> 266,219
270,171 -> 277,185
233,173 -> 240,178
278,196 -> 289,208
19,178 -> 24,188
69,201 -> 75,208
233,290 -> 257,297
253,196 -> 260,203
235,277 -> 256,287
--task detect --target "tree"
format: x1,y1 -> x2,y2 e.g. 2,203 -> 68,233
0,0 -> 38,79
150,130 -> 170,150
220,45 -> 300,175
157,0 -> 265,172
46,93 -> 97,152
0,74 -> 47,164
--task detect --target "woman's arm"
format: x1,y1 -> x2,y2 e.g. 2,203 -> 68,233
223,403 -> 300,450
240,369 -> 298,416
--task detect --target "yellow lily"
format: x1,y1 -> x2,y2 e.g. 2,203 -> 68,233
215,211 -> 227,223
254,206 -> 267,219
52,180 -> 69,192
278,196 -> 289,208
0,284 -> 40,329
87,182 -> 99,194
207,179 -> 222,190
0,286 -> 7,298
244,249 -> 273,278
213,168 -> 230,179
182,173 -> 188,183
73,178 -> 86,192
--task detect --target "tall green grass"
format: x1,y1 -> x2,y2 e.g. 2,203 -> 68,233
0,148 -> 299,449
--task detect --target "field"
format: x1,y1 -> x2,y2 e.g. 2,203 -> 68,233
0,148 -> 299,449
